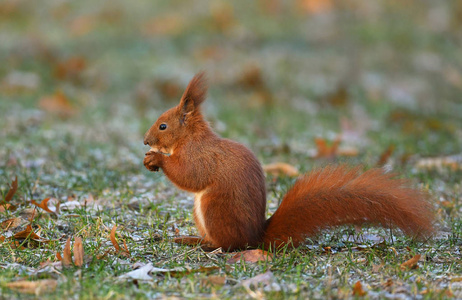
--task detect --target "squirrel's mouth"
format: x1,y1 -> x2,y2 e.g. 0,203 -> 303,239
149,146 -> 172,156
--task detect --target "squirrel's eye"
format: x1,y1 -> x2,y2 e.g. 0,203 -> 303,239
159,123 -> 167,130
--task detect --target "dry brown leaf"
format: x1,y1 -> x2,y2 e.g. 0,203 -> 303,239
352,281 -> 367,296
314,136 -> 341,158
39,91 -> 77,118
204,275 -> 226,286
54,56 -> 87,80
141,14 -> 184,37
0,203 -> 17,212
240,271 -> 275,289
6,279 -> 58,295
210,2 -> 235,32
122,239 -> 130,257
62,237 -> 73,267
372,263 -> 384,273
1,217 -> 24,230
155,78 -> 182,100
31,198 -> 59,215
326,86 -> 348,107
400,254 -> 421,270
227,249 -> 273,264
298,0 -> 332,14
263,162 -> 299,177
377,144 -> 395,166
383,278 -> 393,287
73,236 -> 84,267
110,225 -> 130,257
70,15 -> 96,36
13,225 -> 43,241
237,65 -> 265,90
3,176 -> 18,203
110,225 -> 120,252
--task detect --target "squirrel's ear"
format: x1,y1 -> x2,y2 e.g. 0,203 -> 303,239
178,72 -> 207,123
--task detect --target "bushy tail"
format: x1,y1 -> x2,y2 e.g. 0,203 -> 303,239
263,165 -> 435,248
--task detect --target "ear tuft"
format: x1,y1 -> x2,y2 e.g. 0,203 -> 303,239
179,72 -> 208,114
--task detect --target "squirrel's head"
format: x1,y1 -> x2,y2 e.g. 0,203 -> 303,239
143,72 -> 208,155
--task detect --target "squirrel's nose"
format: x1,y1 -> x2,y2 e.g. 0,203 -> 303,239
143,134 -> 150,146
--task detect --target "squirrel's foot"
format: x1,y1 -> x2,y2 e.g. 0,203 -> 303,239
173,235 -> 218,251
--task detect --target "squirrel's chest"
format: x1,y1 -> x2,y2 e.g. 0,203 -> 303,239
194,191 -> 208,237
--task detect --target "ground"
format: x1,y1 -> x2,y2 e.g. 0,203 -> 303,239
0,0 -> 461,299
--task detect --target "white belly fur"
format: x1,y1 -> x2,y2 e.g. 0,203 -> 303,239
194,191 -> 207,237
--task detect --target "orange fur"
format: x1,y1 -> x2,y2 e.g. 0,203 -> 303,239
263,166 -> 434,248
144,73 -> 435,251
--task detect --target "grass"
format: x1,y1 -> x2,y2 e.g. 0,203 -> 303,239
1,0 -> 462,299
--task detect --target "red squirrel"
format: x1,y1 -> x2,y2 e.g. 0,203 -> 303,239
143,72 -> 434,251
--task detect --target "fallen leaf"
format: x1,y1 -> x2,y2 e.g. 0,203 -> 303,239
3,176 -> 18,203
314,136 -> 341,158
400,254 -> 421,270
383,278 -> 393,287
352,281 -> 367,296
235,65 -> 274,106
227,249 -> 273,264
237,65 -> 265,90
54,56 -> 87,80
155,78 -> 182,100
240,271 -> 275,288
62,237 -> 73,267
141,14 -> 184,37
18,208 -> 37,223
326,86 -> 348,107
372,263 -> 384,273
13,225 -> 43,241
0,203 -> 17,212
204,275 -> 226,286
117,263 -> 214,280
39,91 -> 77,118
210,2 -> 235,32
110,225 -> 130,257
73,237 -> 84,267
298,0 -> 332,14
1,217 -> 24,230
6,279 -> 58,295
70,14 -> 96,36
110,225 -> 120,252
119,262 -> 155,280
31,198 -> 60,215
263,162 -> 299,177
377,144 -> 395,166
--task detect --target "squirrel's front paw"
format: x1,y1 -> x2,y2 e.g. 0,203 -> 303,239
144,153 -> 161,172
